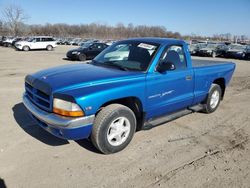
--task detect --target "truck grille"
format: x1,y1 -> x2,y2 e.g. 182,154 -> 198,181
25,82 -> 51,111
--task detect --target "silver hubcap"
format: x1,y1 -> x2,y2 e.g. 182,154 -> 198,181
107,117 -> 131,146
210,90 -> 220,109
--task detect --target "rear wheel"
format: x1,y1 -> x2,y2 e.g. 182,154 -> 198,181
91,104 -> 136,154
46,45 -> 53,51
203,84 -> 222,113
78,53 -> 86,61
23,46 -> 30,51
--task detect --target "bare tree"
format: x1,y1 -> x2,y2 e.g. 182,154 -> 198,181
2,4 -> 28,36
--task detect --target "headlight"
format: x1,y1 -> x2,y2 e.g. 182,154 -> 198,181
72,51 -> 80,55
237,52 -> 243,54
53,98 -> 84,117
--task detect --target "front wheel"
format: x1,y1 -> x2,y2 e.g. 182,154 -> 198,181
242,53 -> 246,59
203,84 -> 222,113
91,104 -> 136,154
78,53 -> 86,61
23,46 -> 30,51
212,51 -> 216,58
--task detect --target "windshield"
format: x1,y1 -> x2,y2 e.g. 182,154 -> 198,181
206,44 -> 218,48
80,42 -> 92,48
27,38 -> 34,42
92,41 -> 159,71
197,43 -> 207,48
230,45 -> 246,50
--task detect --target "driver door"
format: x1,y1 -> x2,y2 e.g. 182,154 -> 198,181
30,38 -> 41,49
88,43 -> 103,59
146,45 -> 194,119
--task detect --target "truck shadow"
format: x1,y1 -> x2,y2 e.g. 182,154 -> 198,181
12,103 -> 101,154
75,139 -> 102,154
12,103 -> 69,146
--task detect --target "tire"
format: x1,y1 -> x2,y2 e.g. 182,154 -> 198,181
212,51 -> 216,58
242,53 -> 246,59
203,84 -> 222,113
46,45 -> 53,51
91,104 -> 136,154
23,46 -> 30,51
78,53 -> 86,61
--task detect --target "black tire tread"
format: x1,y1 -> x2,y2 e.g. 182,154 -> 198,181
91,104 -> 136,154
203,83 -> 221,114
79,54 -> 86,61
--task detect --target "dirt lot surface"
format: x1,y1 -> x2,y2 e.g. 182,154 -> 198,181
0,46 -> 250,188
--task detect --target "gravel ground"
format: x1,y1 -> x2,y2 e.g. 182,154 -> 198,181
0,46 -> 249,188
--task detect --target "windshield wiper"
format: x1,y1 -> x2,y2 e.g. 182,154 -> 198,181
102,61 -> 129,71
91,60 -> 129,71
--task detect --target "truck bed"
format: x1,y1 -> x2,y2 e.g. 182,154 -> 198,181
192,59 -> 233,67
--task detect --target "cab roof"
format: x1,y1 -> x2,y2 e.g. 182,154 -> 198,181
122,37 -> 186,46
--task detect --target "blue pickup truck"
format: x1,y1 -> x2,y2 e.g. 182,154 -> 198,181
23,38 -> 235,154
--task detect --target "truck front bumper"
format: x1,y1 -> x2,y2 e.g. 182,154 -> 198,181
22,94 -> 94,140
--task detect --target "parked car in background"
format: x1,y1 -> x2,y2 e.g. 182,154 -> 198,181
66,42 -> 108,61
2,37 -> 15,47
198,43 -> 219,57
225,44 -> 247,59
214,44 -> 229,57
245,45 -> 250,60
11,37 -> 23,47
61,38 -> 73,45
198,43 -> 228,58
70,38 -> 82,45
15,36 -> 57,51
0,36 -> 6,46
56,38 -> 64,45
189,43 -> 207,55
105,40 -> 117,46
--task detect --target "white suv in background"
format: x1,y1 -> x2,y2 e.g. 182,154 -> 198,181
15,36 -> 57,51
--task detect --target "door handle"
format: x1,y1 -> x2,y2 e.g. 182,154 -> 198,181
185,75 -> 192,80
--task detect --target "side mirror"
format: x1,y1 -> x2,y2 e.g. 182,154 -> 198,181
157,62 -> 176,73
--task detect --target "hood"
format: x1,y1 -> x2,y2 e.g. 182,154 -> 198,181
67,48 -> 85,53
25,63 -> 144,95
227,49 -> 245,53
200,47 -> 213,51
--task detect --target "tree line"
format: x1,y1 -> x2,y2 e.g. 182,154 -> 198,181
0,4 -> 248,43
0,21 -> 182,40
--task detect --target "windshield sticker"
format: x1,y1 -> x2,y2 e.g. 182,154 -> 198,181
138,43 -> 156,50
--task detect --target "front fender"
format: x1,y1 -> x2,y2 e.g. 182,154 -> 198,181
61,76 -> 146,116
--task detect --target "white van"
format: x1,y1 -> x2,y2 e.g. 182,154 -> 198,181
15,36 -> 57,51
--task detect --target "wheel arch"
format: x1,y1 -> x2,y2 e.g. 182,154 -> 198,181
213,77 -> 225,100
97,96 -> 144,130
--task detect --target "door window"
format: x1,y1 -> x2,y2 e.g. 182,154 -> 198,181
90,44 -> 98,50
35,38 -> 41,42
160,45 -> 187,70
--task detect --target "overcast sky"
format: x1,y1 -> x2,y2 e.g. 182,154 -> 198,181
0,0 -> 249,37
